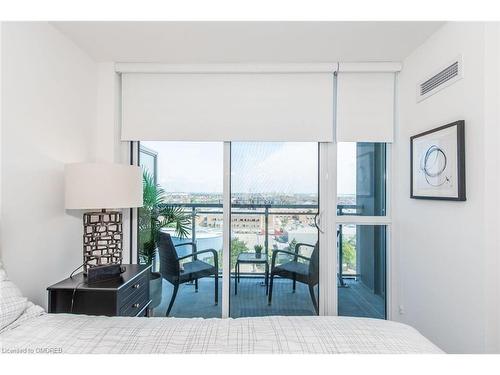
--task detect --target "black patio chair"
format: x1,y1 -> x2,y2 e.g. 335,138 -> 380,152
268,242 -> 319,314
157,232 -> 218,316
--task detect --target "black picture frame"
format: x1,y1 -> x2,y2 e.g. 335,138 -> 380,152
410,120 -> 466,201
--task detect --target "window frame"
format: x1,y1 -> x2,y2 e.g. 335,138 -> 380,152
139,144 -> 158,184
128,140 -> 392,319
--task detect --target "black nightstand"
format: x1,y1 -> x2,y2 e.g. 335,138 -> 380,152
47,264 -> 152,317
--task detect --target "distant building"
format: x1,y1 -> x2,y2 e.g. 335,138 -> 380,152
286,226 -> 318,246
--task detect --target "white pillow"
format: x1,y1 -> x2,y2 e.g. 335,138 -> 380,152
0,265 -> 7,281
2,301 -> 45,333
0,261 -> 29,331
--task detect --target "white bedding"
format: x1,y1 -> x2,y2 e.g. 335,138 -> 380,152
0,313 -> 442,354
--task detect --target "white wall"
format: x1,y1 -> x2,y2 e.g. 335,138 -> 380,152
0,22 -> 98,308
482,22 -> 500,355
394,22 -> 500,353
95,62 -> 123,164
94,62 -> 131,262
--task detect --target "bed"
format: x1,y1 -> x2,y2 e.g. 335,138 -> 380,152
1,312 -> 442,354
0,263 -> 442,354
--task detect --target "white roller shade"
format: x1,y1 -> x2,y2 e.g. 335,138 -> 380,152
121,73 -> 334,141
336,72 -> 395,142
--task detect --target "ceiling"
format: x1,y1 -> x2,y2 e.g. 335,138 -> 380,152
52,21 -> 444,63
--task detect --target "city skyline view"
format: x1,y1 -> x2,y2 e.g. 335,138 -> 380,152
141,141 -> 358,198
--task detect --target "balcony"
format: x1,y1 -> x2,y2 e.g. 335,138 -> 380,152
144,203 -> 385,319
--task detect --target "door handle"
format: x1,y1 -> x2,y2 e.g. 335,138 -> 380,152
314,212 -> 324,234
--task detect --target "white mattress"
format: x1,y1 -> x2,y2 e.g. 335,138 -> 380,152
0,313 -> 443,354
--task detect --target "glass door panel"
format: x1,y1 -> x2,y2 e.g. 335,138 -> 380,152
138,141 -> 223,318
337,224 -> 387,319
230,142 -> 319,317
337,142 -> 386,216
336,142 -> 388,319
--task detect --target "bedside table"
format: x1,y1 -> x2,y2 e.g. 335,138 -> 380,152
47,264 -> 152,317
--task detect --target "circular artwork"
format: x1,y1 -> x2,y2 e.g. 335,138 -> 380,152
420,145 -> 450,187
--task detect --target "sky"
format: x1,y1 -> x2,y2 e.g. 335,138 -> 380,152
141,141 -> 356,195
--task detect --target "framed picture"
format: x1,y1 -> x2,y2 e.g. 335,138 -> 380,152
410,120 -> 466,201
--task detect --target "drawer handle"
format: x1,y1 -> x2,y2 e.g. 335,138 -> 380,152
132,303 -> 140,308
132,283 -> 141,289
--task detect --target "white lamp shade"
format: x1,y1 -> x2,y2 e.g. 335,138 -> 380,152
65,163 -> 143,210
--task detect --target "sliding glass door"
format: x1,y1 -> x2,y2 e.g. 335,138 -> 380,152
229,142 -> 319,317
138,141 -> 223,318
134,140 -> 389,319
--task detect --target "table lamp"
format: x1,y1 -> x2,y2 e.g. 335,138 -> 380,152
65,163 -> 143,273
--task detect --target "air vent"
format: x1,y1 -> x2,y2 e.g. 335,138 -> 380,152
417,56 -> 463,102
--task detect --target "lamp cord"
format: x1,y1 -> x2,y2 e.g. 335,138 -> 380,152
70,281 -> 85,313
69,264 -> 84,279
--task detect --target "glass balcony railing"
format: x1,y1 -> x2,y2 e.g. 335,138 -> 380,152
157,202 -> 319,275
143,202 -> 363,278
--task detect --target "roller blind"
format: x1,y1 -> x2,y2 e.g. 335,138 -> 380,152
336,72 -> 395,142
121,73 -> 334,141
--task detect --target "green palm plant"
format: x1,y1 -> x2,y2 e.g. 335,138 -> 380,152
138,171 -> 191,265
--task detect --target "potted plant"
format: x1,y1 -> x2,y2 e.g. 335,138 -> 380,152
138,171 -> 191,310
254,244 -> 263,259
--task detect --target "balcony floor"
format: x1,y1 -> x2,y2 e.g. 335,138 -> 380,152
338,278 -> 385,319
152,276 -> 384,319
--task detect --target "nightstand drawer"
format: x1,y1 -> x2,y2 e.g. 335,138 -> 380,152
118,273 -> 149,307
119,289 -> 149,316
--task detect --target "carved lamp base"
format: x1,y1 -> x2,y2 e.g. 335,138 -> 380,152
82,209 -> 123,274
